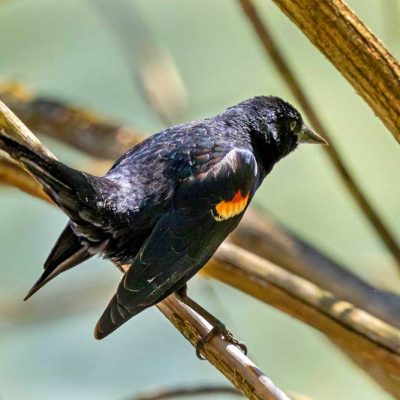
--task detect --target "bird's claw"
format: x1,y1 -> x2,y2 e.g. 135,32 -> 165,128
223,330 -> 247,355
195,324 -> 247,360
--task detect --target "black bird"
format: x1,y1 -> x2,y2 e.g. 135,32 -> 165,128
0,96 -> 326,342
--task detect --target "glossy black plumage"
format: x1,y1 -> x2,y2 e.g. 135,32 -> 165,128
0,96 -> 323,339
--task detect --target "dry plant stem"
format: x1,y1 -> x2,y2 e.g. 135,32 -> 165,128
268,0 -> 400,142
213,243 -> 400,354
0,157 -> 51,202
236,208 -> 400,329
0,101 -> 55,158
87,0 -> 187,126
239,0 -> 400,268
117,270 -> 289,400
0,100 -> 290,400
204,244 -> 400,398
159,296 -> 290,400
134,385 -> 242,400
0,85 -> 140,159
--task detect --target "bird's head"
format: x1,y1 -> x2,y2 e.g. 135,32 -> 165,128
235,96 -> 327,159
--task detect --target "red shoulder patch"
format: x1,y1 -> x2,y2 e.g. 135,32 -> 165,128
213,190 -> 250,221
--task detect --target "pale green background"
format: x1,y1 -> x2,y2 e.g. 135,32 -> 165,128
0,1 -> 399,399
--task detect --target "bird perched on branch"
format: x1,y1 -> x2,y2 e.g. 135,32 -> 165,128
0,96 -> 326,350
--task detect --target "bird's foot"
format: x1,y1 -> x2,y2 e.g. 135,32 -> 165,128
195,320 -> 247,360
175,284 -> 247,360
176,283 -> 188,298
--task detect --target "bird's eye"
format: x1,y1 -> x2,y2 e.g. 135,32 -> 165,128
289,120 -> 298,131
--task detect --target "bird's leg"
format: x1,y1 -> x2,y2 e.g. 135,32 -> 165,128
175,284 -> 247,360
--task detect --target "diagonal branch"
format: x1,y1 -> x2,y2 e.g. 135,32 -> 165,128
238,0 -> 400,269
0,99 -> 290,400
234,208 -> 400,329
267,0 -> 400,143
133,385 -> 242,400
204,244 -> 400,398
86,0 -> 188,126
0,156 -> 51,202
0,83 -> 140,159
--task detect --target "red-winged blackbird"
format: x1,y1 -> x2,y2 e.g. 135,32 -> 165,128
0,96 -> 326,340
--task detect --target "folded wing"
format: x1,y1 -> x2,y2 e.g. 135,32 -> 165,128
95,148 -> 259,339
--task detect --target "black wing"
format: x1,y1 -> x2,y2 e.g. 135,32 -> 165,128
95,148 -> 260,339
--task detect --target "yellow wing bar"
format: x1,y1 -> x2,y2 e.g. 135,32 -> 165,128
213,191 -> 250,221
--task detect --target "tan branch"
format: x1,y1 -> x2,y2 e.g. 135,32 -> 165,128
0,156 -> 51,202
0,98 -> 290,400
0,83 -> 140,159
239,0 -> 400,269
157,295 -> 290,400
133,385 -> 241,400
235,208 -> 400,329
204,244 -> 400,398
213,243 -> 400,355
267,0 -> 400,143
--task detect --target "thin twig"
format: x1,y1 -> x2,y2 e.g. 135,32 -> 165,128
0,156 -> 51,202
235,208 -> 400,329
0,83 -> 140,159
0,100 -> 55,158
238,0 -> 400,269
0,99 -> 290,400
87,0 -> 187,126
213,243 -> 400,354
158,295 -> 290,400
133,385 -> 241,400
203,244 -> 400,398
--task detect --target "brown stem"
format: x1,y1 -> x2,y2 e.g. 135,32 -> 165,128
238,0 -> 400,269
0,84 -> 140,159
235,208 -> 400,329
157,294 -> 291,400
133,385 -> 241,400
0,156 -> 52,202
204,243 -> 400,398
267,0 -> 400,143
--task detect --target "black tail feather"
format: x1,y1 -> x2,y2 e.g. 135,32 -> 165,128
0,134 -> 104,220
44,224 -> 86,270
0,135 -> 102,298
24,247 -> 91,301
24,224 -> 93,300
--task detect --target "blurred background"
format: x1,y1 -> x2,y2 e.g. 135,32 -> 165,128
0,0 -> 399,399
